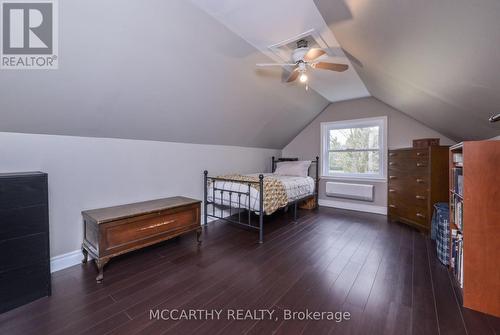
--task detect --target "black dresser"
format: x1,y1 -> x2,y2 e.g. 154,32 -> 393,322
0,172 -> 51,313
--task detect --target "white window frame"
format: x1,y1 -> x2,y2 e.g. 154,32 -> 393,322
320,116 -> 387,181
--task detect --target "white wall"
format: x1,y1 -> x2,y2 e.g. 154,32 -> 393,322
1,132 -> 279,260
283,97 -> 455,214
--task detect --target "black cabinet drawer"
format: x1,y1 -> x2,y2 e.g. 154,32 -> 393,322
0,175 -> 47,210
0,205 -> 48,240
0,233 -> 49,272
0,262 -> 50,313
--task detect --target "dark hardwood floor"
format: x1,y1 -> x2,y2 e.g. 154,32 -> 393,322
1,207 -> 498,335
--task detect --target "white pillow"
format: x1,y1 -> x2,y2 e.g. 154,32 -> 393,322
274,160 -> 311,177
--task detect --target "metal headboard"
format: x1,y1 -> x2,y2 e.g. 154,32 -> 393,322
271,156 -> 320,208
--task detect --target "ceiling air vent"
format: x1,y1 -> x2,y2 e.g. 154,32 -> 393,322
268,29 -> 331,63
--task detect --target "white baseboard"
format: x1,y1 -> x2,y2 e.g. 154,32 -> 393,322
50,249 -> 89,273
50,212 -> 226,273
319,199 -> 387,215
49,215 -> 226,273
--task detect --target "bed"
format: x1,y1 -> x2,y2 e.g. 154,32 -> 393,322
203,157 -> 319,243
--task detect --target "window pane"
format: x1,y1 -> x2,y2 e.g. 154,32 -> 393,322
328,150 -> 380,174
329,126 -> 379,150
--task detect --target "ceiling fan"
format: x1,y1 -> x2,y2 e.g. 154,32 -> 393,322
256,39 -> 349,84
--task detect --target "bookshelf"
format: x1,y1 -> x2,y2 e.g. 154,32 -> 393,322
449,143 -> 464,293
448,141 -> 500,317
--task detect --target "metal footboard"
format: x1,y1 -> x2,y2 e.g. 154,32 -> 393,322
204,172 -> 265,243
203,156 -> 319,244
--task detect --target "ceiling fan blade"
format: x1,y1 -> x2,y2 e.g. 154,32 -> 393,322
256,63 -> 296,67
303,48 -> 326,62
286,68 -> 299,82
312,62 -> 349,72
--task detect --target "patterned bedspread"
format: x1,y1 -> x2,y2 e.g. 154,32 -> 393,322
207,173 -> 315,215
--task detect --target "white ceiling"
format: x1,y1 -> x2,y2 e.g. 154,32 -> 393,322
190,0 -> 370,102
314,0 -> 500,141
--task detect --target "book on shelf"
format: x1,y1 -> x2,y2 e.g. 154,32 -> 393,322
453,196 -> 463,230
451,167 -> 464,196
452,152 -> 463,166
457,175 -> 464,195
450,229 -> 464,288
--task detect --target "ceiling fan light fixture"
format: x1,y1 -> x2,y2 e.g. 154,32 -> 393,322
299,72 -> 308,83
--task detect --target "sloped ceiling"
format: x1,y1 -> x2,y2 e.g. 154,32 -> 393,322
0,0 -> 329,149
314,0 -> 500,141
189,0 -> 370,103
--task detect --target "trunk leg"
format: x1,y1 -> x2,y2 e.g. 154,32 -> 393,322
196,228 -> 202,245
81,247 -> 88,264
95,258 -> 109,283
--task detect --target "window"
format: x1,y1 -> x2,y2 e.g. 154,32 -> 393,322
320,116 -> 387,180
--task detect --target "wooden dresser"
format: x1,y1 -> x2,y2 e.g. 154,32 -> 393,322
82,196 -> 201,282
387,146 -> 449,232
0,172 -> 50,313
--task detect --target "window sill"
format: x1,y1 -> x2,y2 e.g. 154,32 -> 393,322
320,175 -> 388,183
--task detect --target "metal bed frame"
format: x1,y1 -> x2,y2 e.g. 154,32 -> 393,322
203,156 -> 319,243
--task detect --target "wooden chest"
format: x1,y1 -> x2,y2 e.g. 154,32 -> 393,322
82,196 -> 201,282
387,146 -> 449,232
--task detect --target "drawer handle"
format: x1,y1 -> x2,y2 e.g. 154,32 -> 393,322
416,152 -> 424,156
389,189 -> 396,193
416,163 -> 426,167
389,153 -> 397,157
139,219 -> 176,231
416,195 -> 426,200
416,213 -> 426,218
416,178 -> 425,183
389,204 -> 397,208
389,176 -> 397,180
389,162 -> 396,166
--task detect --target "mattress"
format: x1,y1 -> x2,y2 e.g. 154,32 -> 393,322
207,173 -> 315,214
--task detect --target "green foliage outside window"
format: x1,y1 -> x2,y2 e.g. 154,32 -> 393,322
328,126 -> 380,174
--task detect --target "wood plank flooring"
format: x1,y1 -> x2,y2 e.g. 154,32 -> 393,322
0,207 -> 498,335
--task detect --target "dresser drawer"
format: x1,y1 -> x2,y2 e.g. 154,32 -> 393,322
389,148 -> 428,162
388,198 -> 430,225
388,150 -> 411,160
411,149 -> 429,160
0,233 -> 49,272
388,174 -> 430,190
102,205 -> 200,254
389,158 -> 429,173
389,148 -> 429,159
0,176 -> 47,210
0,205 -> 48,241
412,210 -> 430,226
388,203 -> 399,218
388,206 -> 430,228
388,189 -> 429,206
0,262 -> 50,313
